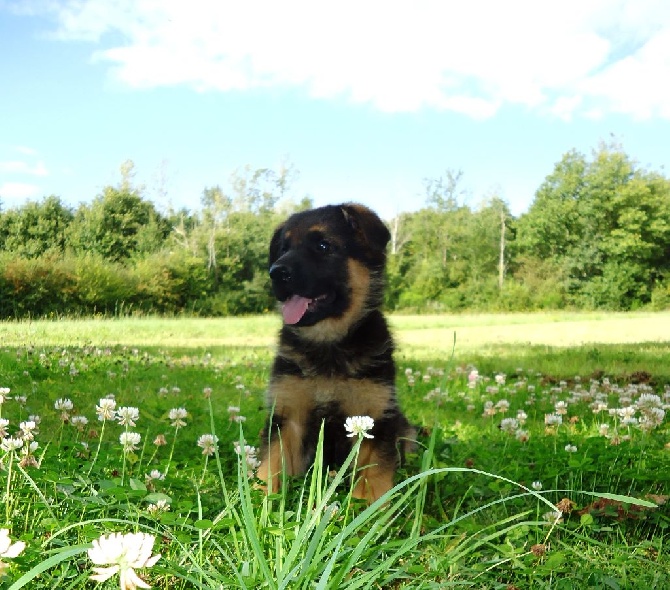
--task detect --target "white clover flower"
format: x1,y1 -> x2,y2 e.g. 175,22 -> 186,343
0,419 -> 9,439
344,416 -> 375,439
54,398 -> 74,411
0,528 -> 26,575
482,401 -> 496,417
71,415 -> 89,429
638,408 -> 665,432
0,387 -> 10,405
227,406 -> 240,414
233,415 -> 247,423
636,394 -> 663,411
88,531 -> 160,590
1,437 -> 24,453
147,500 -> 171,516
14,395 -> 27,405
542,510 -> 564,524
599,423 -> 610,436
499,417 -> 519,434
168,408 -> 188,428
591,401 -> 608,413
554,401 -> 569,415
495,373 -> 506,385
544,413 -> 563,427
25,441 -> 39,454
197,434 -> 219,456
515,429 -> 529,442
117,407 -> 140,427
531,481 -> 543,491
233,442 -> 261,473
145,469 -> 165,483
19,421 -> 36,440
19,440 -> 40,468
120,432 -> 141,453
565,444 -> 578,453
495,399 -> 510,413
617,406 -> 637,419
516,410 -> 528,424
96,398 -> 117,421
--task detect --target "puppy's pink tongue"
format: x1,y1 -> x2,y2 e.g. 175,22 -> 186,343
282,295 -> 311,325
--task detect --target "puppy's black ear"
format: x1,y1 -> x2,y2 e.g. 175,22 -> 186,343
269,224 -> 284,268
341,203 -> 390,254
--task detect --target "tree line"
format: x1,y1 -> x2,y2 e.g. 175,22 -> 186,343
0,141 -> 669,319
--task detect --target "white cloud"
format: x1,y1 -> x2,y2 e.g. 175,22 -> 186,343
0,182 -> 41,202
15,146 -> 39,156
0,160 -> 49,176
21,0 -> 670,119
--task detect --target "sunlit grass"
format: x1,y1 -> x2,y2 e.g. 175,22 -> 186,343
3,311 -> 669,352
0,314 -> 669,587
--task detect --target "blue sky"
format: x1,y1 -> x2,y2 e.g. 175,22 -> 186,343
1,0 -> 669,219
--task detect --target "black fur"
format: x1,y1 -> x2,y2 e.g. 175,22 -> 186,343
259,203 -> 414,501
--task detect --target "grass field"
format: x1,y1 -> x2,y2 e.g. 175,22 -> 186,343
4,311 -> 669,351
0,312 -> 669,588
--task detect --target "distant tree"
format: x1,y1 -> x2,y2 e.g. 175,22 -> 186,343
516,141 -> 670,309
424,168 -> 467,212
201,185 -> 233,272
67,161 -> 170,262
230,166 -> 279,214
0,195 -> 73,257
466,195 -> 512,288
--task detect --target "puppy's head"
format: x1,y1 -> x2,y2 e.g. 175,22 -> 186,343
269,203 -> 390,331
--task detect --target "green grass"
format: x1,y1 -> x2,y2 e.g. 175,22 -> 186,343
0,313 -> 669,588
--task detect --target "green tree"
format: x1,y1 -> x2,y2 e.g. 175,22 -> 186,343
516,141 -> 670,309
67,161 -> 170,262
0,195 -> 74,257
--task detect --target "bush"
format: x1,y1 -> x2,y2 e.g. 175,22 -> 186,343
650,279 -> 670,310
0,254 -> 78,318
73,253 -> 137,314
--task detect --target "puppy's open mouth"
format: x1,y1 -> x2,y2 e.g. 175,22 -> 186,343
282,293 -> 332,325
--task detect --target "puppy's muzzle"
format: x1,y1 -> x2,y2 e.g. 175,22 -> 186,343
269,263 -> 291,284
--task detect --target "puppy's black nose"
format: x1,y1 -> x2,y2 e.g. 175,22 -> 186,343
269,263 -> 291,283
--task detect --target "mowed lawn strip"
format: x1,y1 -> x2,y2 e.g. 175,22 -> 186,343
2,311 -> 669,351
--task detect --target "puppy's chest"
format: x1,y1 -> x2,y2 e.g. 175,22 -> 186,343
269,374 -> 393,420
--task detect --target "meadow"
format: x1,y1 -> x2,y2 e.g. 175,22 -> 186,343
0,312 -> 669,588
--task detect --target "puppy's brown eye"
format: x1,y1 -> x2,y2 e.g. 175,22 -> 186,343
318,240 -> 331,253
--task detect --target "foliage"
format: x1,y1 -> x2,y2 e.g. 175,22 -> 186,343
1,142 -> 670,318
516,141 -> 670,310
0,323 -> 668,587
0,195 -> 73,258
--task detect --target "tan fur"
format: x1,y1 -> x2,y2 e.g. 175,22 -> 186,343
261,374 -> 397,496
352,439 -> 396,502
267,375 -> 393,421
257,377 -> 314,492
298,260 -> 372,343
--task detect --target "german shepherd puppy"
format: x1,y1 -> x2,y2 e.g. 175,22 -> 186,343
257,203 -> 414,502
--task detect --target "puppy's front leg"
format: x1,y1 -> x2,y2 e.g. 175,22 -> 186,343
352,439 -> 395,503
257,417 -> 305,494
